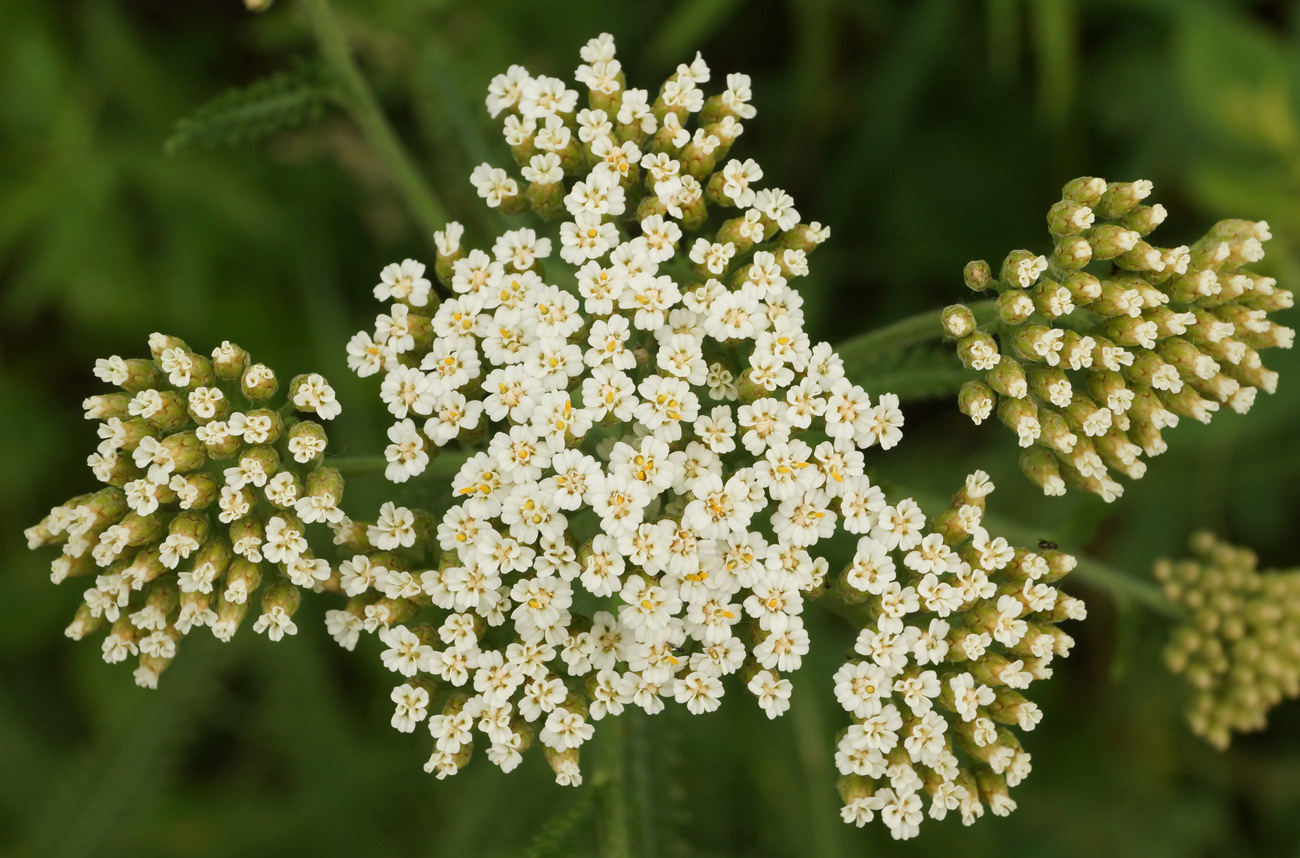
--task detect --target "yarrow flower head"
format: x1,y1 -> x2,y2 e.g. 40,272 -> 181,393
1156,531 -> 1300,750
339,33 -> 916,788
947,178 -> 1291,502
25,335 -> 345,688
829,472 -> 1083,839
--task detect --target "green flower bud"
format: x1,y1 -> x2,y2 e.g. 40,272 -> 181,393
1052,236 -> 1093,270
1061,176 -> 1107,207
1000,250 -> 1048,288
1117,239 -> 1165,273
1094,179 -> 1153,219
963,259 -> 993,291
148,333 -> 190,364
84,393 -> 133,421
211,341 -> 250,382
1062,271 -> 1101,305
958,381 -> 996,425
1036,408 -> 1077,454
1121,203 -> 1167,235
996,290 -> 1035,326
241,363 -> 278,402
1086,224 -> 1140,260
957,332 -> 1001,370
144,391 -> 189,433
941,304 -> 977,339
1046,200 -> 1095,236
986,358 -> 1028,399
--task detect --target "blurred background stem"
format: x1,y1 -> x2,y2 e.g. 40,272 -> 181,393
834,299 -> 997,365
301,0 -> 448,240
597,717 -> 632,858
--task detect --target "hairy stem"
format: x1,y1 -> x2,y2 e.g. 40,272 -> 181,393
597,717 -> 632,858
834,298 -> 997,365
301,0 -> 448,238
328,448 -> 475,478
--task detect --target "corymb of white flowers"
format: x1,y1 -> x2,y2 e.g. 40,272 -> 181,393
337,34 -> 904,782
327,31 -> 1080,839
23,32 -> 1088,842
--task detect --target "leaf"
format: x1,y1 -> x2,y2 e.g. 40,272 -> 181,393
846,342 -> 974,403
164,60 -> 336,155
524,784 -> 600,858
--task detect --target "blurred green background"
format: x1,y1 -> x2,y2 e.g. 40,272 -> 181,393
2,0 -> 1299,855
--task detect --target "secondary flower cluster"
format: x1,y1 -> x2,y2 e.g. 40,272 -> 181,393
946,178 -> 1291,501
23,335 -> 344,687
1156,532 -> 1300,750
831,472 -> 1083,839
336,34 -> 907,786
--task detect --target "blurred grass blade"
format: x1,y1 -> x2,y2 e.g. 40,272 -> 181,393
987,0 -> 1021,83
19,640 -> 236,858
642,0 -> 743,71
1029,0 -> 1077,132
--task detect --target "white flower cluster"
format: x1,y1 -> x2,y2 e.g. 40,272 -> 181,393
1157,532 -> 1300,750
24,335 -> 345,687
950,177 -> 1292,501
334,34 -> 907,786
832,472 -> 1084,839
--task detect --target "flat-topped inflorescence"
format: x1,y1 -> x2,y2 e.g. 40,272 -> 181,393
24,335 -> 345,687
945,178 -> 1291,501
337,32 -> 915,789
831,472 -> 1084,839
1157,532 -> 1300,749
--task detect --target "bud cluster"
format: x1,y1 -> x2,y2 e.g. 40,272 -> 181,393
947,178 -> 1291,501
336,33 -> 913,788
23,335 -> 344,687
1156,532 -> 1300,749
831,472 -> 1083,838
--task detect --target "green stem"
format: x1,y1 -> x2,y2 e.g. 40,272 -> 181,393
597,717 -> 632,858
301,0 -> 448,238
867,363 -> 974,403
791,688 -> 844,858
327,454 -> 388,475
328,447 -> 475,478
834,298 -> 997,364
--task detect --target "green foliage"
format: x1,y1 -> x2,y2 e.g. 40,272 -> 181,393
164,60 -> 336,155
848,344 -> 972,403
2,0 -> 1299,856
525,787 -> 601,858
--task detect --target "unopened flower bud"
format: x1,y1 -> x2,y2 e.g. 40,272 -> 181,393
1094,179 -> 1153,219
963,259 -> 993,291
1046,200 -> 1095,236
1052,237 -> 1092,270
996,290 -> 1035,326
241,363 -> 278,402
1061,176 -> 1106,207
941,304 -> 977,339
958,381 -> 996,425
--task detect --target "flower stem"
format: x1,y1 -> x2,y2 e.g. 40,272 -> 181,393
328,448 -> 475,478
866,362 -> 974,403
834,298 -> 997,366
301,0 -> 448,238
326,454 -> 388,475
790,687 -> 845,858
597,717 -> 632,858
